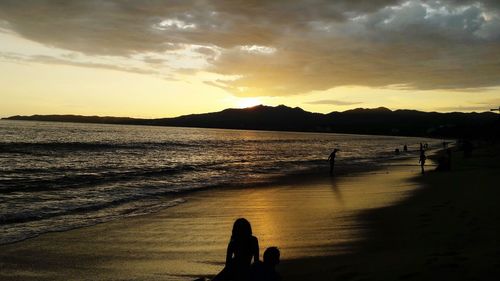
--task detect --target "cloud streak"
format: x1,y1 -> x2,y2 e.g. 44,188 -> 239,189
306,99 -> 363,106
435,105 -> 492,112
1,0 -> 500,96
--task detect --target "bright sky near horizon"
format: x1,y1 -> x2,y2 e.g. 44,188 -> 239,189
1,0 -> 499,118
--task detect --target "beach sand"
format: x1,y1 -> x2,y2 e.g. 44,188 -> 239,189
280,144 -> 500,281
1,145 -> 499,280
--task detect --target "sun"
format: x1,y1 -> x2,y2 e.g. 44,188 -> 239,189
235,98 -> 262,108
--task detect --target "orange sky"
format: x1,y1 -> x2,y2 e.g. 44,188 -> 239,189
1,1 -> 499,118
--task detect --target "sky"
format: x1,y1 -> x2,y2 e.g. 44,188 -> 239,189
1,0 -> 499,118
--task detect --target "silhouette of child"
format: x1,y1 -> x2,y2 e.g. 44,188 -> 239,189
250,247 -> 281,281
213,218 -> 259,281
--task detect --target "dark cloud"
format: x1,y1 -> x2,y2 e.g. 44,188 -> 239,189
306,99 -> 363,106
195,47 -> 218,56
441,0 -> 500,10
1,0 -> 500,96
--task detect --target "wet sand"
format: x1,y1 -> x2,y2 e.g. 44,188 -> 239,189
0,159 -> 423,280
2,145 -> 499,281
280,144 -> 500,281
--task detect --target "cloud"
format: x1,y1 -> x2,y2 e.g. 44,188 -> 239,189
435,98 -> 500,111
306,99 -> 363,106
435,105 -> 492,112
0,0 -> 500,96
0,52 -> 160,76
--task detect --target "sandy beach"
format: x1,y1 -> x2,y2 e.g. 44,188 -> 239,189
281,144 -> 500,281
1,145 -> 499,281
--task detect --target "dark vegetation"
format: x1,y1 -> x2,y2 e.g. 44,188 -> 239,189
4,105 -> 499,139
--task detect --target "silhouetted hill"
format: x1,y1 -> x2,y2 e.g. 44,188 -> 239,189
4,105 -> 499,139
5,114 -> 144,124
151,105 -> 325,132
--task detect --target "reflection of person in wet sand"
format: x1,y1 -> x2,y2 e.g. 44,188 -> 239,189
328,149 -> 339,176
419,149 -> 427,174
212,218 -> 259,281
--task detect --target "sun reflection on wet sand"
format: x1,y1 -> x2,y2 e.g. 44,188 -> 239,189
0,161 -> 421,280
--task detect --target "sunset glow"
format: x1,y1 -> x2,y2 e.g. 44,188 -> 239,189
235,98 -> 262,109
0,1 -> 499,117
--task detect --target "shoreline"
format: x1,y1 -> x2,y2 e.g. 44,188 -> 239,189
0,146 -> 431,246
279,143 -> 500,280
0,154 -> 428,280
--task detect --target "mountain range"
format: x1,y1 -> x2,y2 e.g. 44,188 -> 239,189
4,105 -> 499,139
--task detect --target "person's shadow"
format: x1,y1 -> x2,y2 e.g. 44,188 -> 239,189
329,177 -> 344,205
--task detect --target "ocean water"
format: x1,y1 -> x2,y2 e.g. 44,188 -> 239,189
0,120 -> 440,244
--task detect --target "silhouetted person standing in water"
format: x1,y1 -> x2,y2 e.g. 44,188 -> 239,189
328,149 -> 339,176
419,149 -> 427,174
213,218 -> 259,281
403,144 -> 408,152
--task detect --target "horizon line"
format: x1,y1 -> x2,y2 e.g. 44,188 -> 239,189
1,104 -> 497,120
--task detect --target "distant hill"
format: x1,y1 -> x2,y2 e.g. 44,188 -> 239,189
4,105 -> 499,139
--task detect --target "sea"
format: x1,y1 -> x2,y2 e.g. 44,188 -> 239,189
0,120 -> 441,244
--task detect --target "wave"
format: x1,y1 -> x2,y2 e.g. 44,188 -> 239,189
0,153 -> 406,194
0,164 -> 197,193
0,198 -> 187,245
0,141 -> 196,155
0,191 -> 185,225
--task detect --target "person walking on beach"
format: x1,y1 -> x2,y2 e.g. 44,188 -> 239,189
213,218 -> 259,281
419,149 -> 427,174
328,149 -> 339,176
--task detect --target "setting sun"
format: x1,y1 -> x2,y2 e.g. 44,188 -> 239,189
235,98 -> 262,109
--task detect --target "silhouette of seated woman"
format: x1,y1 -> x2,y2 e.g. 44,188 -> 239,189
213,218 -> 259,281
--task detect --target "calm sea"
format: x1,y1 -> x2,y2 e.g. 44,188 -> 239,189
0,120 -> 440,244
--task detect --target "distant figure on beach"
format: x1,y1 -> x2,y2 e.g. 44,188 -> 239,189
395,148 -> 400,155
213,218 -> 259,281
419,150 -> 427,174
250,247 -> 281,281
437,148 -> 452,171
328,149 -> 339,176
403,144 -> 408,152
463,140 -> 473,158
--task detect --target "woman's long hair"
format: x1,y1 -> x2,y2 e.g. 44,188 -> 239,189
231,218 -> 252,241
